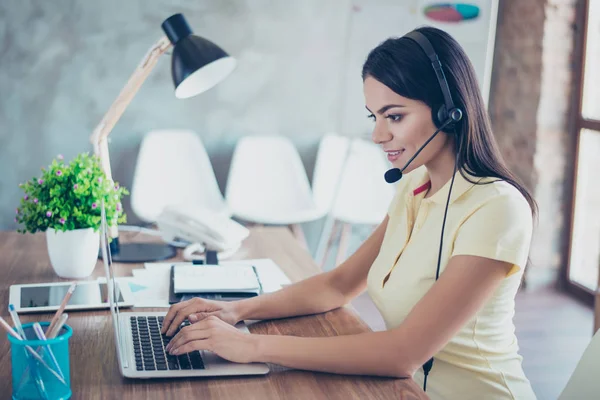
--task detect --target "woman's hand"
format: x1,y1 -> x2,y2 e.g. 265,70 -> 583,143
165,315 -> 260,364
161,297 -> 241,337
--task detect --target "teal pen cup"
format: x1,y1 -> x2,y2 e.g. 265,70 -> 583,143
7,322 -> 72,400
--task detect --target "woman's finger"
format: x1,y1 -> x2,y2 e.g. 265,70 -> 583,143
161,301 -> 189,334
166,319 -> 214,351
189,312 -> 217,323
164,303 -> 205,336
171,339 -> 211,356
168,325 -> 213,354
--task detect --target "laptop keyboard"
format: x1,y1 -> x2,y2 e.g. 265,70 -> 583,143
130,316 -> 205,372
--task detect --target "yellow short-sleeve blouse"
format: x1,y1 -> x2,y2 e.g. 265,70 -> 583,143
367,166 -> 536,400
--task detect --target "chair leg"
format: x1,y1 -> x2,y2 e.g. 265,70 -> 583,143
336,223 -> 352,267
290,224 -> 309,250
319,220 -> 340,269
520,269 -> 528,290
595,278 -> 600,334
315,216 -> 335,263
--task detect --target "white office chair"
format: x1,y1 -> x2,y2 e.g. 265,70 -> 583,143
312,133 -> 351,216
130,129 -> 230,223
225,135 -> 326,247
312,134 -> 350,265
558,328 -> 600,399
315,137 -> 395,268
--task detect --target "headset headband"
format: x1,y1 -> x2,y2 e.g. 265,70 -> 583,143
404,31 -> 456,115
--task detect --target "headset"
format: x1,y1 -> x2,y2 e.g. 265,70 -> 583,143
401,30 -> 464,393
404,30 -> 463,130
383,30 -> 463,184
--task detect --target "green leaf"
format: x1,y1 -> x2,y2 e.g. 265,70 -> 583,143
15,152 -> 129,233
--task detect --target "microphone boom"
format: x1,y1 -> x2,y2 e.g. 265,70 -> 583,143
383,118 -> 453,184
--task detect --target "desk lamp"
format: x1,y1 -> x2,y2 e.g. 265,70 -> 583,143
90,13 -> 236,262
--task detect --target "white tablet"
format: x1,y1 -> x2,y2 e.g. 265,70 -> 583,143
9,280 -> 135,314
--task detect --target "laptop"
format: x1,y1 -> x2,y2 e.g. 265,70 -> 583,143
99,204 -> 270,379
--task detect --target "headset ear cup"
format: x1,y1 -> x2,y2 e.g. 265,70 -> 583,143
435,104 -> 447,129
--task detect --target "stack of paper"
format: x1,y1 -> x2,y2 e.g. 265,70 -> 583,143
114,263 -> 172,308
119,259 -> 291,309
173,264 -> 261,294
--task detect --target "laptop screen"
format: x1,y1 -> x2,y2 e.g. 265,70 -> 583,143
99,200 -> 126,366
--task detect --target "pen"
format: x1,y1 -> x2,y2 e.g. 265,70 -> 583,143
8,304 -> 27,340
20,312 -> 69,384
47,283 -> 76,335
8,305 -> 48,399
14,315 -> 70,392
33,322 -> 65,380
0,316 -> 67,385
1,316 -> 49,399
1,317 -> 68,400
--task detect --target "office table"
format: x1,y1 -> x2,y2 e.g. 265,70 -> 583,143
0,228 -> 427,399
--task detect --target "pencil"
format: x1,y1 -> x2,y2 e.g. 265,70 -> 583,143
33,322 -> 65,380
0,315 -> 24,341
0,316 -> 67,386
47,314 -> 69,339
47,282 -> 76,335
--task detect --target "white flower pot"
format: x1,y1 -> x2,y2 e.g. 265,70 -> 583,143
46,227 -> 100,279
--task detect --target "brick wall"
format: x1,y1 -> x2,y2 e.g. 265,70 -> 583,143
489,0 -> 578,286
489,0 -> 545,193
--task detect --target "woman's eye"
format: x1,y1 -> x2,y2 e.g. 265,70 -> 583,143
367,113 -> 375,121
386,114 -> 403,122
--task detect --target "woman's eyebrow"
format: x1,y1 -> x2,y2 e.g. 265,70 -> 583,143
365,104 -> 406,114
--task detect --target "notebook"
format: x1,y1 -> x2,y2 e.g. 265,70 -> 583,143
169,265 -> 262,304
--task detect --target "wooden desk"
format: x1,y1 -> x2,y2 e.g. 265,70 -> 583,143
0,228 -> 427,399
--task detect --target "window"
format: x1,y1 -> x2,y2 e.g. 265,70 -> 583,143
569,129 -> 600,292
581,0 -> 600,120
566,0 -> 600,299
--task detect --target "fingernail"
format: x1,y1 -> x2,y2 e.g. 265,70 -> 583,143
172,348 -> 179,355
166,343 -> 171,351
189,314 -> 197,322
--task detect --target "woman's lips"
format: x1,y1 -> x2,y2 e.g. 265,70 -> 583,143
386,149 -> 404,162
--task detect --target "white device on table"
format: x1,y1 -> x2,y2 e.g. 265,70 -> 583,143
9,280 -> 134,314
156,204 -> 250,260
100,204 -> 269,379
173,265 -> 261,294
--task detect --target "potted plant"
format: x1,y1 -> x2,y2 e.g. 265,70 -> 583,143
15,153 -> 129,278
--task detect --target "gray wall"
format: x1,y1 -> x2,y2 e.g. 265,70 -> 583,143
0,1 -> 494,261
0,0 -> 408,256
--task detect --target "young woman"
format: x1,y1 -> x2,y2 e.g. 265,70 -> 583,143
161,27 -> 537,399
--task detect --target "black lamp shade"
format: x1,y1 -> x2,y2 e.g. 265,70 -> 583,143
162,14 -> 236,99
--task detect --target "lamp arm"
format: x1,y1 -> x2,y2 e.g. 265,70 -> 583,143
90,35 -> 172,180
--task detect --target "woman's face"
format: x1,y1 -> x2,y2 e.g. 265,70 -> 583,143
363,76 -> 450,174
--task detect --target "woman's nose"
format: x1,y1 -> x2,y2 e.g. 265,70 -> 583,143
372,123 -> 393,144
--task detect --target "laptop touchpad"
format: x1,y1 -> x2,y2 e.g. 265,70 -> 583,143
201,350 -> 230,366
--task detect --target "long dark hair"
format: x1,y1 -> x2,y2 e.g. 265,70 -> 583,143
361,26 -> 537,216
